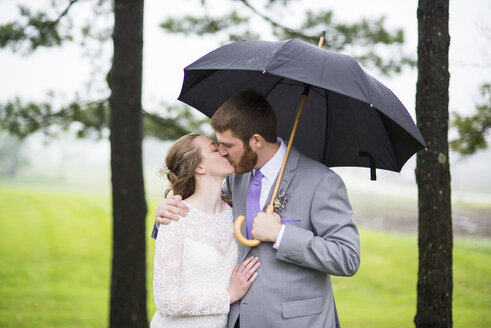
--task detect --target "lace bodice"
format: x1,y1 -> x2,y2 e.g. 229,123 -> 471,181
151,201 -> 238,328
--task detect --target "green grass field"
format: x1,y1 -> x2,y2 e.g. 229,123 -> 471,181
0,185 -> 489,327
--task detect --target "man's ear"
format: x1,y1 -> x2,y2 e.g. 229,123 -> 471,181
249,134 -> 263,150
195,164 -> 206,175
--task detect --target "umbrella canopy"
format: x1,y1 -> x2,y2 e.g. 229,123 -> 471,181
178,38 -> 426,178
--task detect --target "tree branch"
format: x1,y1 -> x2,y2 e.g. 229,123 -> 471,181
239,0 -> 316,41
47,0 -> 80,30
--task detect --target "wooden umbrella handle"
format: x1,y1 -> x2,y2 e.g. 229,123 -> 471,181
233,205 -> 275,247
233,216 -> 260,247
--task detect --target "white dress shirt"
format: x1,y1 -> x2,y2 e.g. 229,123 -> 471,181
252,138 -> 287,249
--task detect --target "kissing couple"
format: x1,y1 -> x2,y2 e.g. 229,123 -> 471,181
150,90 -> 360,328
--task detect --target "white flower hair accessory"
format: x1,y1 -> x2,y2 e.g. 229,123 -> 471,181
157,164 -> 171,178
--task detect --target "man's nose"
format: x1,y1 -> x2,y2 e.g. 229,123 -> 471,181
218,144 -> 227,156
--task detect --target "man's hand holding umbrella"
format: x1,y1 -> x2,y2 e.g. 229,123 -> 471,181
251,212 -> 282,243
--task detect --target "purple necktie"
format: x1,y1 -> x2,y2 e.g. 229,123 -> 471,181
246,169 -> 264,239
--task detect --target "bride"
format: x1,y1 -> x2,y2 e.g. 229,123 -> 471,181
151,133 -> 260,328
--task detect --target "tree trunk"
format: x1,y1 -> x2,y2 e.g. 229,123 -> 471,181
108,0 -> 148,327
414,1 -> 452,327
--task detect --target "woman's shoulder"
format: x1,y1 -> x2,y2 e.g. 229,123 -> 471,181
219,203 -> 233,221
155,217 -> 187,246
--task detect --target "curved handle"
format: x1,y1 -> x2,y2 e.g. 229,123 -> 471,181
233,215 -> 261,247
233,206 -> 275,247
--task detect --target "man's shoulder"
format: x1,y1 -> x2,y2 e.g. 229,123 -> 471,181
296,152 -> 339,179
223,172 -> 250,198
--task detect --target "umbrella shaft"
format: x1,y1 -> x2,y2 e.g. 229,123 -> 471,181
268,88 -> 309,210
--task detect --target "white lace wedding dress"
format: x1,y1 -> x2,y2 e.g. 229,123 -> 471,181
150,201 -> 238,328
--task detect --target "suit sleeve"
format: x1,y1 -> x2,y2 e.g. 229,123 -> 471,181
275,172 -> 360,276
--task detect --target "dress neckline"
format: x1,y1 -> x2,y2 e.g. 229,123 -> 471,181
183,200 -> 230,216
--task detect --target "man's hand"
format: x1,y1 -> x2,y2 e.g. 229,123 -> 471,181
155,195 -> 189,225
251,212 -> 282,242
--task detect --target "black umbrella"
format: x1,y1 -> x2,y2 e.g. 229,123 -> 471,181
177,35 -> 426,247
179,37 -> 425,179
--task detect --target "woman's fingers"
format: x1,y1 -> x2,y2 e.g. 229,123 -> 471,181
246,261 -> 260,278
236,257 -> 260,287
237,257 -> 252,273
238,257 -> 258,275
247,272 -> 258,286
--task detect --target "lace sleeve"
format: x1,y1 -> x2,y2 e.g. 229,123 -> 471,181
153,221 -> 230,317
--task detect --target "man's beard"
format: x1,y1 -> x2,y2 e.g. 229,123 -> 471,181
230,146 -> 258,174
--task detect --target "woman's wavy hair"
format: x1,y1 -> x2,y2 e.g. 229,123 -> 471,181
164,133 -> 202,200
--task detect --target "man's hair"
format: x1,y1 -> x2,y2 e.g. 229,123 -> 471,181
211,90 -> 277,145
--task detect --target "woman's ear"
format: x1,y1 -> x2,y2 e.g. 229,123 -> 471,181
195,164 -> 206,175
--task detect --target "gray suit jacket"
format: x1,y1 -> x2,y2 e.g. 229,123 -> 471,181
223,147 -> 360,328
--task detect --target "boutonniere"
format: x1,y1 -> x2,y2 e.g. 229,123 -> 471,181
273,192 -> 288,212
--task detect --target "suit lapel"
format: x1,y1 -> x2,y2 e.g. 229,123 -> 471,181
262,146 -> 300,212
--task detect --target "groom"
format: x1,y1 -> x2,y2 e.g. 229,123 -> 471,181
153,90 -> 360,328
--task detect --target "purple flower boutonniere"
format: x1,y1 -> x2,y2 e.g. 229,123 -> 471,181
273,192 -> 288,212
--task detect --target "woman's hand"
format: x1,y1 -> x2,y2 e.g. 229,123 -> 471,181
227,256 -> 260,304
